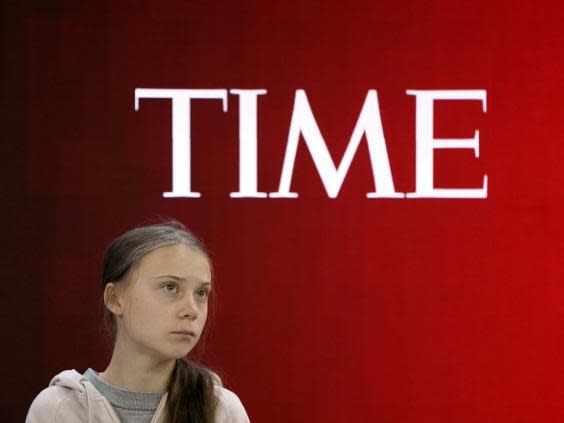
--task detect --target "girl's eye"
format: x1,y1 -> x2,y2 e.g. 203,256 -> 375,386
195,288 -> 209,300
163,283 -> 178,293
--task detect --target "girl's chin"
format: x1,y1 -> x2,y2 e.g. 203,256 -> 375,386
166,347 -> 195,360
146,348 -> 192,362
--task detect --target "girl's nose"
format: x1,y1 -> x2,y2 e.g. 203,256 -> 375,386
179,297 -> 199,320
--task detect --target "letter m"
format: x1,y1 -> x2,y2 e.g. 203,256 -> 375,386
270,90 -> 403,198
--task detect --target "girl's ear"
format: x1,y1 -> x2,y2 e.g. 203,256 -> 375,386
104,283 -> 125,316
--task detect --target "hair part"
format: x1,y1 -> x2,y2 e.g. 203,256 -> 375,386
100,219 -> 218,423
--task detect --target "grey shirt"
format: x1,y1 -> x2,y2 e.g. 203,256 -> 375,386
84,368 -> 166,423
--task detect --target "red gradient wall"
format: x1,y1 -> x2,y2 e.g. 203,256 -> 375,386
3,1 -> 564,422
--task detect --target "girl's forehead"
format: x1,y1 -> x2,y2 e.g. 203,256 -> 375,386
135,244 -> 211,280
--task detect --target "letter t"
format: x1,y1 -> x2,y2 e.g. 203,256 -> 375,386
135,89 -> 228,198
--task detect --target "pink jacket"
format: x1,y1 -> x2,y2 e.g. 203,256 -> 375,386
26,369 -> 251,423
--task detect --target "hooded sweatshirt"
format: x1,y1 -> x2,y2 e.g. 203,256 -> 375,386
25,369 -> 250,423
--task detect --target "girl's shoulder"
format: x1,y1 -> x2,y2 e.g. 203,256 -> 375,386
26,384 -> 76,422
210,372 -> 251,423
25,369 -> 119,423
215,386 -> 251,423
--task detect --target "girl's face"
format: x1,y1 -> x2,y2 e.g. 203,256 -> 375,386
114,243 -> 212,361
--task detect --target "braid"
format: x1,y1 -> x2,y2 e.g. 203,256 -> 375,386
166,358 -> 218,423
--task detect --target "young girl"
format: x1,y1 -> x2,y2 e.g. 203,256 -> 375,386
26,221 -> 250,423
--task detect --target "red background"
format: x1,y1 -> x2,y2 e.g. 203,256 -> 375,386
3,1 -> 564,421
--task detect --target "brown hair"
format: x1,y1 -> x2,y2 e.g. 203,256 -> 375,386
100,219 -> 218,423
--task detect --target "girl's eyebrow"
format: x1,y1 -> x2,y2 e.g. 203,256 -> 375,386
155,274 -> 185,281
155,274 -> 211,285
